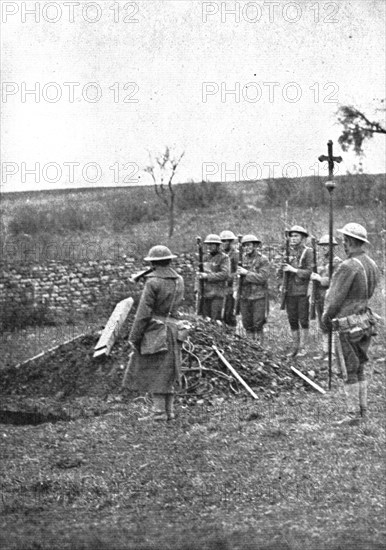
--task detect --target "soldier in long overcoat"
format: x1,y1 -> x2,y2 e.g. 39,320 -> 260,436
322,223 -> 379,425
128,245 -> 184,421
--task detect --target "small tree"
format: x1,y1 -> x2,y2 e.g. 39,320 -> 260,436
337,103 -> 386,155
144,146 -> 185,237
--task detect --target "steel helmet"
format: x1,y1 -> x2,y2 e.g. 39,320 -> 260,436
241,234 -> 261,245
204,234 -> 222,244
289,225 -> 308,237
219,230 -> 236,241
144,245 -> 177,262
318,234 -> 338,245
337,223 -> 369,244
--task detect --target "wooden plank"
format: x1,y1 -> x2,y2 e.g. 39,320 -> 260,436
93,297 -> 134,357
14,332 -> 90,369
290,366 -> 326,394
212,345 -> 258,400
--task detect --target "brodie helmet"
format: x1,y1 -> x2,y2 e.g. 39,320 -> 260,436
144,245 -> 177,262
241,234 -> 261,245
337,223 -> 369,244
204,234 -> 222,244
318,234 -> 338,246
288,225 -> 308,237
219,230 -> 237,241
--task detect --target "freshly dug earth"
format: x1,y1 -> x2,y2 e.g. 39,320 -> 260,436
0,317 -> 321,423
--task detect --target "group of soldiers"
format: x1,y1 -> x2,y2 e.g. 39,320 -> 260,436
194,223 -> 380,425
127,221 -> 380,425
195,225 -> 338,357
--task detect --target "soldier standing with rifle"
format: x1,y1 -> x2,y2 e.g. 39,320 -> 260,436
196,234 -> 230,321
236,234 -> 270,344
310,234 -> 342,360
220,230 -> 238,327
280,225 -> 313,357
322,223 -> 379,426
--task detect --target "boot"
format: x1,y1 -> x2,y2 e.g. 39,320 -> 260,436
359,380 -> 368,421
287,330 -> 300,357
334,382 -> 361,426
138,394 -> 167,421
165,394 -> 176,421
297,329 -> 309,357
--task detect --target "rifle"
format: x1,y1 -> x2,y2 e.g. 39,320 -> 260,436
196,236 -> 205,315
309,236 -> 318,320
129,267 -> 154,283
235,235 -> 244,316
280,231 -> 290,310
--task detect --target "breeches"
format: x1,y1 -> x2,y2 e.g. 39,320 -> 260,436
286,295 -> 309,330
202,297 -> 223,320
337,332 -> 371,385
223,294 -> 236,326
240,298 -> 266,332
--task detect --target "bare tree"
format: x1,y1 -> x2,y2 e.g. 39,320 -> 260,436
337,103 -> 386,155
144,146 -> 185,238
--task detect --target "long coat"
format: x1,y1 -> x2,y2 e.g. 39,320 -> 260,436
127,266 -> 185,394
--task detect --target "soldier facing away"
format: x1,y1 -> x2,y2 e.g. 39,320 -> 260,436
220,230 -> 238,327
196,233 -> 230,321
322,223 -> 380,426
310,234 -> 342,360
279,225 -> 313,357
235,234 -> 270,344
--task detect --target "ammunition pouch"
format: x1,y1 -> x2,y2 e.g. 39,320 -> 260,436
332,308 -> 378,343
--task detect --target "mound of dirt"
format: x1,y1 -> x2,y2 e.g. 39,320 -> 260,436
0,317 -> 321,409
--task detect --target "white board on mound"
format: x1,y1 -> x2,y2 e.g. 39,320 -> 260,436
93,297 -> 134,358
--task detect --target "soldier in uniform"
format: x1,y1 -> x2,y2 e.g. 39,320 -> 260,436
197,234 -> 230,321
220,230 -> 238,327
128,245 -> 184,421
236,234 -> 270,343
310,234 -> 342,360
280,225 -> 313,357
322,223 -> 379,425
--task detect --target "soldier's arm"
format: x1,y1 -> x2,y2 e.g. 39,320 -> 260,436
129,280 -> 157,347
296,248 -> 313,279
245,256 -> 270,284
323,263 -> 356,320
206,255 -> 230,282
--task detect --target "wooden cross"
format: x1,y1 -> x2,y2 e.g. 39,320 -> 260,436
318,140 -> 342,179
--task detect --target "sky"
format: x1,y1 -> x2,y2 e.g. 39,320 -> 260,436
1,0 -> 385,191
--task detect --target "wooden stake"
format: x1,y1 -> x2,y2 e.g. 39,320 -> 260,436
290,366 -> 326,394
212,345 -> 258,399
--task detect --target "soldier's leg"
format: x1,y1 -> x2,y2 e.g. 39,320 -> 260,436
240,300 -> 254,339
334,333 -> 361,426
202,298 -> 212,319
224,294 -> 236,326
297,295 -> 310,357
357,335 -> 372,420
253,298 -> 266,345
286,296 -> 300,356
139,393 -> 167,421
211,297 -> 223,321
165,393 -> 175,420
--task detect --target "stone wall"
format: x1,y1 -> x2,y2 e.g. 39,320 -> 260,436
0,254 -> 197,323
